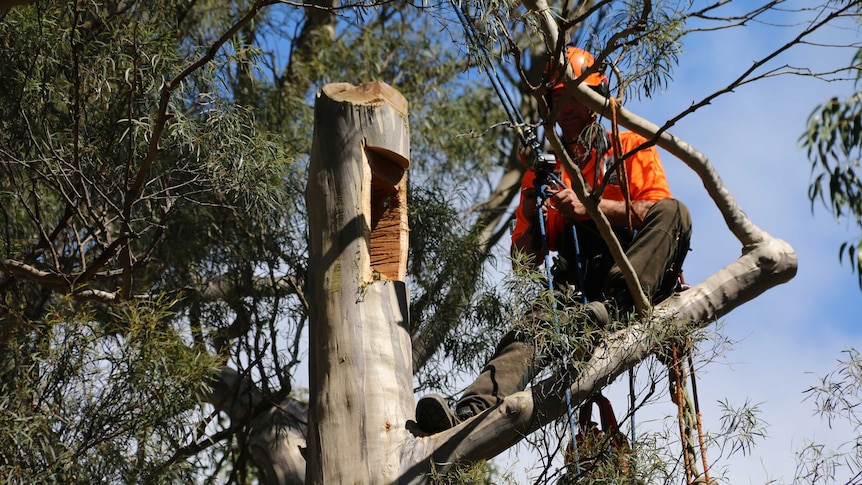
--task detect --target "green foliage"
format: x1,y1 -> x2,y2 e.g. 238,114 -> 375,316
795,348 -> 862,483
0,0 -> 296,480
800,48 -> 862,287
428,458 -> 508,484
0,0 -> 290,283
715,398 -> 767,457
586,0 -> 684,101
0,297 -> 221,484
330,5 -> 513,182
409,185 -> 514,388
558,428 -> 639,484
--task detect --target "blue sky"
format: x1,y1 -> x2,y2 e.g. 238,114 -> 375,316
575,3 -> 862,483
653,16 -> 862,485
491,3 -> 862,483
291,2 -> 860,481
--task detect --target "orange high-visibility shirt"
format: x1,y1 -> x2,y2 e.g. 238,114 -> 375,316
512,131 -> 671,251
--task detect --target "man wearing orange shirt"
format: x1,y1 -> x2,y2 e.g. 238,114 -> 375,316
416,47 -> 692,434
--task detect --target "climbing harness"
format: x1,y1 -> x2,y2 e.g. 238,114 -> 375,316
533,165 -> 587,478
450,3 -> 647,481
449,1 -> 590,473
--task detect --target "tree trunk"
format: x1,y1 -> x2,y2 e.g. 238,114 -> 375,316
300,63 -> 800,482
208,368 -> 308,484
305,81 -> 414,483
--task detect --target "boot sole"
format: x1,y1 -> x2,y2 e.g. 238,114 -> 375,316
416,394 -> 456,433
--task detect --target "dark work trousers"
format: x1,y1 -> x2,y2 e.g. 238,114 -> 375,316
456,198 -> 692,415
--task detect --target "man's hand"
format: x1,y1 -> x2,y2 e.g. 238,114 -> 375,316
546,187 -> 587,220
545,183 -> 657,228
523,183 -> 588,221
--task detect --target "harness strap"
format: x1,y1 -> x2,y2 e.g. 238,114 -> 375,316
534,177 -> 582,477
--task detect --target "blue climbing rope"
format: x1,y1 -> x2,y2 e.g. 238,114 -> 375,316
535,170 -> 588,478
449,1 -> 603,477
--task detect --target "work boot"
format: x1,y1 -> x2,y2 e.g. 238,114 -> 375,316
415,394 -> 457,433
455,406 -> 477,422
416,394 -> 479,433
584,300 -> 610,328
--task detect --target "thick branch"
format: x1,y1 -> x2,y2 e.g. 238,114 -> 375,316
408,238 -> 797,468
208,367 -> 307,485
520,0 -> 560,51
0,258 -> 69,292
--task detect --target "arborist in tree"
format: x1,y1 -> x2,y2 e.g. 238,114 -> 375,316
415,46 -> 693,434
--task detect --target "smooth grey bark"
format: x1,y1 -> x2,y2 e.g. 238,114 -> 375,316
305,81 -> 415,483
208,368 -> 308,484
394,0 -> 799,473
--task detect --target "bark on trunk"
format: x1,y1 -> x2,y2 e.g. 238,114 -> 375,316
395,3 -> 801,474
305,81 -> 413,483
208,368 -> 308,484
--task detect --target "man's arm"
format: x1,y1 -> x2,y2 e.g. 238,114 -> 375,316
549,188 -> 656,229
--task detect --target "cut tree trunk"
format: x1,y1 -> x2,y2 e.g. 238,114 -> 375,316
305,81 -> 415,483
299,68 -> 799,482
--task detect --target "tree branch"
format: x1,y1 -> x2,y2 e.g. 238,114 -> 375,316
121,0 -> 275,295
408,237 -> 797,471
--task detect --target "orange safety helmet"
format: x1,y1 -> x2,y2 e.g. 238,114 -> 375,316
549,46 -> 608,93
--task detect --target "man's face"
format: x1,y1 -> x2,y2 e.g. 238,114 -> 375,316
550,88 -> 593,143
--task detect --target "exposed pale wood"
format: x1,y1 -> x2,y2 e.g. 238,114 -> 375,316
392,3 -> 802,475
305,81 -> 413,483
406,238 -> 797,469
